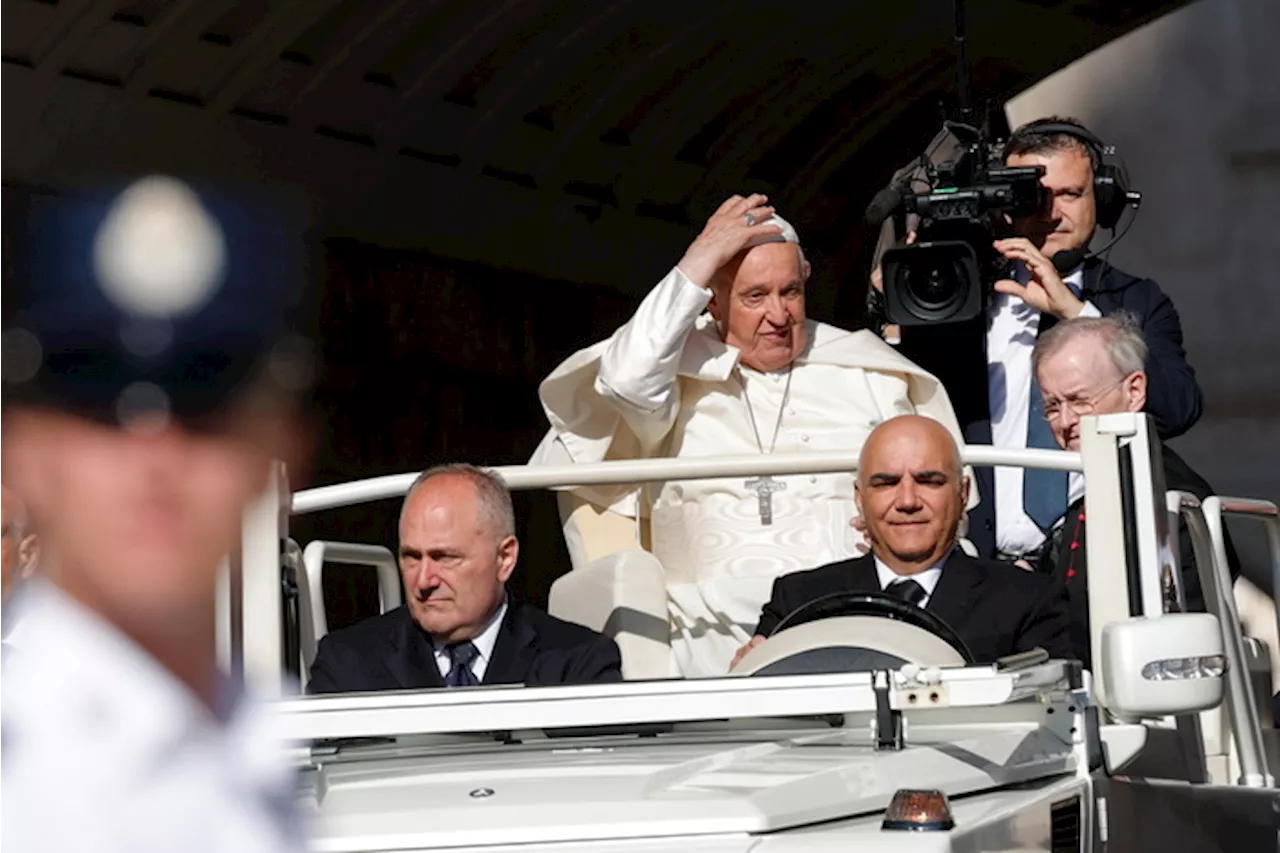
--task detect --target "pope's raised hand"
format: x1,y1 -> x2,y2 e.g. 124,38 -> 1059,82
677,194 -> 783,288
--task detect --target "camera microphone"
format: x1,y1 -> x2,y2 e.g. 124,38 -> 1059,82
1051,249 -> 1086,274
1049,201 -> 1141,276
864,186 -> 905,227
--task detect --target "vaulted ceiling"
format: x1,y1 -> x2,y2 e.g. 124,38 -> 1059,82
3,0 -> 1186,305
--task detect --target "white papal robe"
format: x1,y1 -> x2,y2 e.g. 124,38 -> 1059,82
531,267 -> 972,677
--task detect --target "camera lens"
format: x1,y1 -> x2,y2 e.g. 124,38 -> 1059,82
880,240 -> 982,325
906,265 -> 961,310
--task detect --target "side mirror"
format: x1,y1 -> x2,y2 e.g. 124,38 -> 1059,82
1101,613 -> 1225,718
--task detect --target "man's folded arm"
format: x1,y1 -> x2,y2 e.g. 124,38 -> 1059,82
595,267 -> 713,451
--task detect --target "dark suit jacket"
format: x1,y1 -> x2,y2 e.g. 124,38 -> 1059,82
1038,443 -> 1242,667
753,551 -> 1074,663
307,602 -> 623,694
893,259 -> 1204,557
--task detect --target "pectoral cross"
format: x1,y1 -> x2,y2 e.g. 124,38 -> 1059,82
744,475 -> 786,526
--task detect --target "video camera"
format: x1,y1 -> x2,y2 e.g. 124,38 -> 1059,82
871,125 -> 1050,326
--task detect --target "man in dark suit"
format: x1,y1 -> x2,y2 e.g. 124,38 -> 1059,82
308,463 -> 621,693
1030,315 -> 1240,666
732,415 -> 1072,669
872,117 -> 1202,564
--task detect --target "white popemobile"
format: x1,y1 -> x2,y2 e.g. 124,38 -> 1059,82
229,413 -> 1280,852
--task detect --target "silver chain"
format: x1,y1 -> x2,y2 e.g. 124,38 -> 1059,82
737,364 -> 794,454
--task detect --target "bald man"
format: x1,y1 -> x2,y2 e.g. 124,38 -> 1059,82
735,415 -> 1072,668
308,464 -> 621,693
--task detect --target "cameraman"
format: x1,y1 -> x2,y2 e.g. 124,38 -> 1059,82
871,116 -> 1203,564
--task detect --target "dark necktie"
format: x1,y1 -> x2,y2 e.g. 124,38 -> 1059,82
1024,372 -> 1069,531
886,578 -> 927,607
444,641 -> 480,687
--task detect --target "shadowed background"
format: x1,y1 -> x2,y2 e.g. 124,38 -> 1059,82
10,0 -> 1274,628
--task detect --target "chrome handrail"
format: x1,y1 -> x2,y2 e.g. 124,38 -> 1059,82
1169,491 -> 1272,788
290,446 -> 1081,515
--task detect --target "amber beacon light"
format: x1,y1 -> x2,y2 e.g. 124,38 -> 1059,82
881,789 -> 956,831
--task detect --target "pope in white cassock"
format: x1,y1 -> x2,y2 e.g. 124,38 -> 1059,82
532,194 -> 972,677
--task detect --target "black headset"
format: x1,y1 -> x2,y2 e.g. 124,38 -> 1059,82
1012,121 -> 1141,230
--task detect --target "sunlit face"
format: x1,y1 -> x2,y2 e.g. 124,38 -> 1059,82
1007,145 -> 1098,259
2,409 -> 273,624
1036,335 -> 1146,452
708,242 -> 809,373
398,475 -> 517,645
855,417 -> 968,573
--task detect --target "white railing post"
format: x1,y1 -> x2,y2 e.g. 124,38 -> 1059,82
1080,412 -> 1178,716
1119,414 -> 1175,618
1079,415 -> 1126,711
241,461 -> 291,698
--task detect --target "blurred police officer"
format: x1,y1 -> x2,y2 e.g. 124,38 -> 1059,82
2,175 -> 315,852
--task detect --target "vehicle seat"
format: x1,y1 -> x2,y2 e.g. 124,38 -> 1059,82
1235,577 -> 1279,696
547,492 -> 675,680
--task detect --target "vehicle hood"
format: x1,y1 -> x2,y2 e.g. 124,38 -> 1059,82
302,725 -> 1075,852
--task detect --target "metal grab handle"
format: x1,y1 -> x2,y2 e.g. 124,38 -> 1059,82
1204,497 -> 1280,643
290,446 -> 1083,516
297,541 -> 402,674
1168,492 -> 1272,788
1204,497 -> 1280,787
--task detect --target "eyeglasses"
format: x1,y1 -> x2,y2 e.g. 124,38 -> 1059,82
1041,375 -> 1132,420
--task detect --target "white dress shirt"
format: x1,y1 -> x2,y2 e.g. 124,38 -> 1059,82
987,264 -> 1094,554
431,597 -> 508,682
873,556 -> 944,608
2,580 -> 306,853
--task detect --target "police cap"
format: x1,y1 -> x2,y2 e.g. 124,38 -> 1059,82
3,175 -> 316,430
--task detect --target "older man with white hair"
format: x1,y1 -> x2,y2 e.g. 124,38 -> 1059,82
1031,314 -> 1239,666
533,194 -> 971,677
